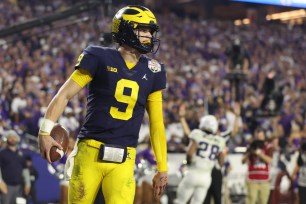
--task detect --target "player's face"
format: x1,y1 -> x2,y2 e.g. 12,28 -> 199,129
135,27 -> 153,44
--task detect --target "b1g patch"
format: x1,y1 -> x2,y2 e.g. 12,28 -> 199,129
148,60 -> 161,73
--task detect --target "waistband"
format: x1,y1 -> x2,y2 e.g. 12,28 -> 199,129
80,139 -> 136,153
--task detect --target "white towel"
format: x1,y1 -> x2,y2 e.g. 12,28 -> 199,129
64,138 -> 79,181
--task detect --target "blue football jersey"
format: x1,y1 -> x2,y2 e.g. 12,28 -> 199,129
75,46 -> 166,147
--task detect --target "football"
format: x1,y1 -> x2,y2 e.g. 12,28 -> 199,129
49,124 -> 69,162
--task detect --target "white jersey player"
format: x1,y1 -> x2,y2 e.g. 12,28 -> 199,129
175,115 -> 225,204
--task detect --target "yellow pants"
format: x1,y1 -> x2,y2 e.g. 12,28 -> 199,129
246,180 -> 270,204
68,139 -> 136,204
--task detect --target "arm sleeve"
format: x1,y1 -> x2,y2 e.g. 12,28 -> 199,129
146,90 -> 168,172
70,68 -> 93,88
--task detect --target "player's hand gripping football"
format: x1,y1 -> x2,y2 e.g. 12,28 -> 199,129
152,171 -> 168,198
38,134 -> 62,163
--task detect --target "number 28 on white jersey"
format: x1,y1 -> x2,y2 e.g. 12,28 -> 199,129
190,129 -> 225,171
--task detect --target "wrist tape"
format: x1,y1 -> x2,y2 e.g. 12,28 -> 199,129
39,118 -> 55,134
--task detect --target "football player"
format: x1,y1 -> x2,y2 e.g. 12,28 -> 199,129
175,115 -> 225,204
38,5 -> 168,204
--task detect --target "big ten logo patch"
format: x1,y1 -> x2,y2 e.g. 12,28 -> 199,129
107,66 -> 118,73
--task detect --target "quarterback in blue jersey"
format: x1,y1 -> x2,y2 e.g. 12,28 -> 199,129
38,5 -> 168,204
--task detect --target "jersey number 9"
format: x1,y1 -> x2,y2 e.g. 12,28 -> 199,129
110,79 -> 139,120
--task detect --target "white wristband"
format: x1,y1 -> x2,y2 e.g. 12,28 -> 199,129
40,118 -> 55,134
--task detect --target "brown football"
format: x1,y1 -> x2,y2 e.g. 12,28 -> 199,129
49,124 -> 69,162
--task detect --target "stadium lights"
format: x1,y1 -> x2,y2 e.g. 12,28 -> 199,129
266,9 -> 306,21
234,18 -> 251,26
242,18 -> 251,24
234,20 -> 242,26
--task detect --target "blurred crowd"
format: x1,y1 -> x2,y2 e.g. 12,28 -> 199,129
0,0 -> 306,154
1,1 -> 306,203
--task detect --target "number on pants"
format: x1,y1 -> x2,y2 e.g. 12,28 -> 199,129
110,79 -> 139,120
196,141 -> 220,160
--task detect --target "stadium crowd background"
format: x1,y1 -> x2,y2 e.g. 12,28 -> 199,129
0,0 -> 306,203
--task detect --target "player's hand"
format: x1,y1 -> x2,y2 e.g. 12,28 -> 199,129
38,133 -> 62,163
0,180 -> 8,194
152,171 -> 168,198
